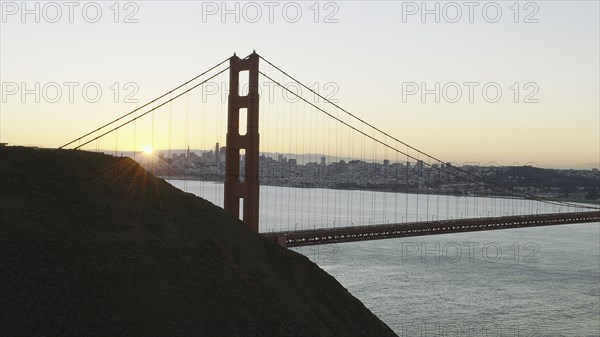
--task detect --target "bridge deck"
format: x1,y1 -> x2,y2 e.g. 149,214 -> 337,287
263,211 -> 600,247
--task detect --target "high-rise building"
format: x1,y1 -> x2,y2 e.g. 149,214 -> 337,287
415,160 -> 424,173
215,142 -> 220,164
185,146 -> 190,167
320,156 -> 326,166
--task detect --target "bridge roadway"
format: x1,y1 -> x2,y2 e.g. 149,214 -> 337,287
263,211 -> 600,247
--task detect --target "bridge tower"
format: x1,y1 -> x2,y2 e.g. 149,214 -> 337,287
224,52 -> 260,232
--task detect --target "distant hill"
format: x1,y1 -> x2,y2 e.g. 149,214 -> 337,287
0,146 -> 397,337
489,166 -> 599,189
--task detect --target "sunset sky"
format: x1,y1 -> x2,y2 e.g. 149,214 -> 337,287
1,1 -> 598,168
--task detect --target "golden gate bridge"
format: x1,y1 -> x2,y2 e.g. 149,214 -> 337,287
58,51 -> 600,247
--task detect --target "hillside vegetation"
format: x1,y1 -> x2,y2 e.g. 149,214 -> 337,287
0,146 -> 397,337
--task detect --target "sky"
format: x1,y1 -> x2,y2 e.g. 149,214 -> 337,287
1,0 -> 599,169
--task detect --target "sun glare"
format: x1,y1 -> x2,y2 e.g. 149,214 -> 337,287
143,145 -> 153,155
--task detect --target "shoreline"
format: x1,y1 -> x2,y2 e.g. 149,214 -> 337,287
157,176 -> 600,206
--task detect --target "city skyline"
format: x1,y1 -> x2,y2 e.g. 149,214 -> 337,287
141,142 -> 600,175
133,141 -> 600,204
112,143 -> 600,170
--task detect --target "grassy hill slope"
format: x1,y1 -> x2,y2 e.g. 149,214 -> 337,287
0,146 -> 398,337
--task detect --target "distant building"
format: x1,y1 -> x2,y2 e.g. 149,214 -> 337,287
415,160 -> 424,173
383,159 -> 390,166
185,146 -> 190,167
320,156 -> 326,166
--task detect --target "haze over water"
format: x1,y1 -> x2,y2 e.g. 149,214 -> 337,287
168,180 -> 600,336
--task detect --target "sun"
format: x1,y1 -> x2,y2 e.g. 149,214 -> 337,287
143,145 -> 153,155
